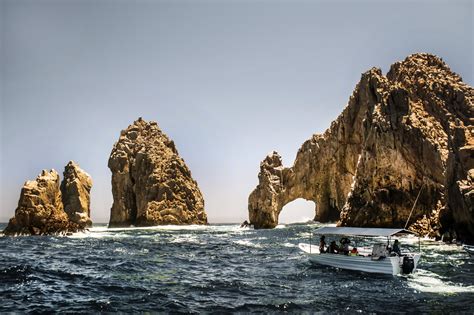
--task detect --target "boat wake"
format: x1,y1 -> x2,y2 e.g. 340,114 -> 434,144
407,269 -> 474,294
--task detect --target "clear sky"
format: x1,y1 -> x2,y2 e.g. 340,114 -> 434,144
0,0 -> 472,223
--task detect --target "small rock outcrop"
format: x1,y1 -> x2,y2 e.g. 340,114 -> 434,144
3,162 -> 93,236
108,118 -> 207,227
61,161 -> 93,228
248,53 -> 473,242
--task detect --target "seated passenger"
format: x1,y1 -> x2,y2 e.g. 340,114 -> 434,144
328,241 -> 339,254
392,240 -> 401,256
340,237 -> 350,255
319,235 -> 326,253
350,247 -> 358,256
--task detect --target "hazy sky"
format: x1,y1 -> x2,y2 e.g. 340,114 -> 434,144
0,0 -> 472,223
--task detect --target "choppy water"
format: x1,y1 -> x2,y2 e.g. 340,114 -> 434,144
1,222 -> 473,313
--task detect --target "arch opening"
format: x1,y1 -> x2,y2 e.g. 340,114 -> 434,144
278,198 -> 316,224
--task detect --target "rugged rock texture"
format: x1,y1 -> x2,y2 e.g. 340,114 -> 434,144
108,118 -> 207,227
61,161 -> 93,228
248,53 -> 473,241
3,162 -> 93,236
4,170 -> 74,235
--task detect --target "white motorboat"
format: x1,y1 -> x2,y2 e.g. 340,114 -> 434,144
299,227 -> 421,276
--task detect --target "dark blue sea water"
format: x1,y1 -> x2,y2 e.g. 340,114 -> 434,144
1,223 -> 473,313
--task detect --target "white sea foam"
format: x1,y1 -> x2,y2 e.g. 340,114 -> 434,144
90,224 -> 210,232
114,247 -> 128,253
66,224 -> 244,239
408,269 -> 474,294
67,230 -> 116,239
169,234 -> 206,245
233,239 -> 262,248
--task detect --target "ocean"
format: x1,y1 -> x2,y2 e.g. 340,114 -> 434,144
1,223 -> 473,313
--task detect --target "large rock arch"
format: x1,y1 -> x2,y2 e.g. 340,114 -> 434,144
248,53 -> 473,242
248,67 -> 373,229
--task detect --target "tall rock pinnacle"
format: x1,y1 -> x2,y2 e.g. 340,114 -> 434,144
61,161 -> 93,228
108,118 -> 208,227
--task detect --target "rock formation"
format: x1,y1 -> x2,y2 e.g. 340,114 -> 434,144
61,161 -> 93,228
248,53 -> 473,241
108,118 -> 207,227
3,162 -> 93,236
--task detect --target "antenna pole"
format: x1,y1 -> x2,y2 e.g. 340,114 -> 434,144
405,182 -> 425,229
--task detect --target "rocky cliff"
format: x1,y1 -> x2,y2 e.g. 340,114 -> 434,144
248,53 -> 473,241
61,161 -> 93,228
3,161 -> 93,236
108,118 -> 207,227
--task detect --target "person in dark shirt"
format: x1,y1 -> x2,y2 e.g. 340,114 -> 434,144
319,235 -> 326,253
329,241 -> 339,254
392,240 -> 401,256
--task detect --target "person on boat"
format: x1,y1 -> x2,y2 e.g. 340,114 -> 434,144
319,235 -> 326,253
392,240 -> 401,256
328,241 -> 339,254
350,247 -> 358,256
340,237 -> 350,255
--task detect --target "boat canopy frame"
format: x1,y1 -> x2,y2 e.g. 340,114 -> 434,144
312,227 -> 417,237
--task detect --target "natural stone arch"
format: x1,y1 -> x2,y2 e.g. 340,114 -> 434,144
249,54 -> 474,242
248,150 -> 349,229
278,198 -> 317,224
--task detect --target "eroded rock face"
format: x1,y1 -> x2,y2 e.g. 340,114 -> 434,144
61,161 -> 93,228
4,170 -> 73,235
108,118 -> 207,227
248,53 -> 474,241
3,162 -> 93,236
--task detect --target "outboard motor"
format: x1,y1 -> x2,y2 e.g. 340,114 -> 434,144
402,256 -> 415,274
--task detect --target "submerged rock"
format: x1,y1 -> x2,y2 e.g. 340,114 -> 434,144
108,118 -> 207,227
61,161 -> 93,228
3,162 -> 93,236
248,53 -> 474,241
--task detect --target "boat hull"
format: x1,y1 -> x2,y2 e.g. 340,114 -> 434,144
299,243 -> 420,275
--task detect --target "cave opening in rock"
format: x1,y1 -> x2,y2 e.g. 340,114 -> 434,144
279,199 -> 317,224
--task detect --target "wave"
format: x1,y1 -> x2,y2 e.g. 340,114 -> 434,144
233,239 -> 262,248
66,224 -> 244,239
90,224 -> 211,232
407,269 -> 474,294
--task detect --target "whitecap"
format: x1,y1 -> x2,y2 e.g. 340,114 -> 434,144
169,234 -> 205,245
233,239 -> 262,248
407,269 -> 474,294
90,224 -> 209,232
